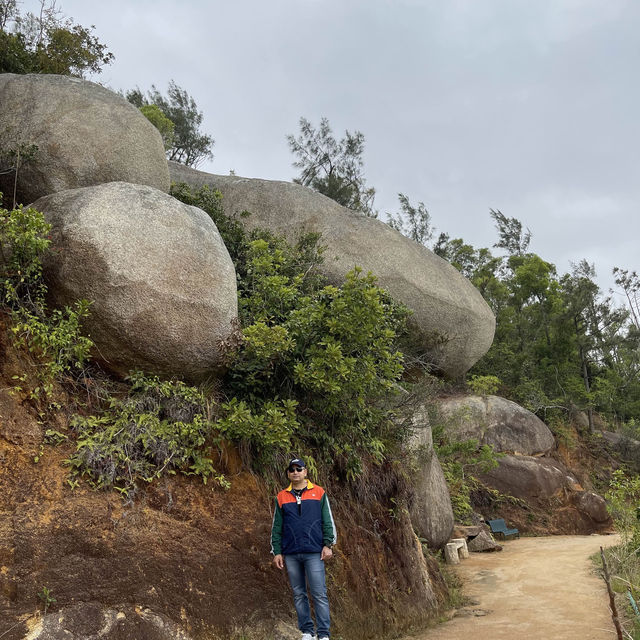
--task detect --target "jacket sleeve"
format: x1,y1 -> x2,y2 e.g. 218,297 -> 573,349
270,496 -> 283,555
321,493 -> 337,547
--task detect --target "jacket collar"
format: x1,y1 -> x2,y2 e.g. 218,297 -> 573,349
286,479 -> 314,491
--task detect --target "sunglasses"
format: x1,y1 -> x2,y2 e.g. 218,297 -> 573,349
288,466 -> 304,473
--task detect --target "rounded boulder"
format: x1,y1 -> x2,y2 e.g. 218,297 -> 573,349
437,394 -> 555,455
0,74 -> 170,205
33,182 -> 238,380
169,162 -> 495,378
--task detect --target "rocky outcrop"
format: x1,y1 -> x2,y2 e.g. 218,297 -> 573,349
0,74 -> 169,205
168,162 -> 495,378
33,182 -> 238,380
437,395 -> 555,455
601,431 -> 640,471
477,454 -> 578,500
406,406 -> 454,548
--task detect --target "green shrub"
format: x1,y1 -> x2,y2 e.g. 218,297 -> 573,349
67,372 -> 227,497
171,183 -> 411,479
467,374 -> 501,396
0,201 -> 93,399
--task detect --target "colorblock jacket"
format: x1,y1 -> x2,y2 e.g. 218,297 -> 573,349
271,480 -> 337,555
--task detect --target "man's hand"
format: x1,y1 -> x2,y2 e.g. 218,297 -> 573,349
321,546 -> 333,561
273,554 -> 284,569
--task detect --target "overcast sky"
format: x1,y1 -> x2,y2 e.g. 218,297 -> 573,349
22,0 -> 639,297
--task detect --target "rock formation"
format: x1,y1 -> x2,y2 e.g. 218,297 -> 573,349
406,406 -> 454,548
477,454 -> 579,499
0,74 -> 169,205
33,182 -> 238,380
168,162 -> 495,378
437,394 -> 555,455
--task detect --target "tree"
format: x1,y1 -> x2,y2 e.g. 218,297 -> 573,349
126,81 -> 214,168
139,104 -> 175,151
287,117 -> 377,217
0,0 -> 113,76
386,193 -> 434,245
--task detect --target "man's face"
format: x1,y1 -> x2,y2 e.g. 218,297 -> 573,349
288,465 -> 307,482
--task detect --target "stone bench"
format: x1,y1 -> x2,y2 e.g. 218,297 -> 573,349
445,537 -> 469,564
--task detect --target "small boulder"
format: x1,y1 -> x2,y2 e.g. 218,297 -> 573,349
34,182 -> 238,380
406,406 -> 455,548
467,529 -> 502,553
0,74 -> 169,205
168,162 -> 495,378
437,395 -> 555,455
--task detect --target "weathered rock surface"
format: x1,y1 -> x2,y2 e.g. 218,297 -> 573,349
601,430 -> 640,471
467,529 -> 502,553
571,491 -> 611,524
0,74 -> 169,205
407,406 -> 454,548
169,162 -> 495,378
477,454 -> 578,500
437,394 -> 555,455
33,182 -> 238,379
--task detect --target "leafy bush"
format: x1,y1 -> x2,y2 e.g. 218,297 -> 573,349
467,374 -> 501,396
0,201 -> 93,399
67,373 -> 227,497
172,183 -> 411,479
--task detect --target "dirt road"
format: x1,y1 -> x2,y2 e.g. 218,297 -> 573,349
415,534 -> 620,640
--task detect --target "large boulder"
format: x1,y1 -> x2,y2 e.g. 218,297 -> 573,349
437,395 -> 555,455
168,162 -> 495,378
0,74 -> 170,205
406,406 -> 454,548
33,182 -> 238,380
477,455 -> 578,500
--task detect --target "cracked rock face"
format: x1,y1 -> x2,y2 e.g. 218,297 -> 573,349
0,74 -> 170,205
168,162 -> 496,378
33,182 -> 238,380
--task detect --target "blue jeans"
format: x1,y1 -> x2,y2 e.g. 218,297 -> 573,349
284,552 -> 330,638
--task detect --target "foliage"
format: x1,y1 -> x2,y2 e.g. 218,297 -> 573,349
431,209 -> 640,429
467,374 -> 501,396
601,470 -> 640,638
38,586 -> 56,615
139,104 -> 175,151
171,183 -> 410,479
170,183 -> 249,266
386,193 -> 434,246
0,141 -> 38,209
127,81 -> 214,167
67,372 -> 228,498
431,407 -> 501,521
0,0 -> 113,76
287,116 -> 377,217
0,201 -> 93,399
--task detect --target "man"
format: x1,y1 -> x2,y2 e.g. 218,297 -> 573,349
271,457 -> 337,640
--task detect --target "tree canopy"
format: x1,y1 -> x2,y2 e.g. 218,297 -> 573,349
0,0 -> 113,76
287,117 -> 377,217
127,81 -> 214,168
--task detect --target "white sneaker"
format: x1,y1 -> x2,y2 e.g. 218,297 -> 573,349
318,637 -> 330,640
301,634 -> 315,640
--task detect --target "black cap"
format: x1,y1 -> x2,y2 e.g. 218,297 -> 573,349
288,458 -> 306,471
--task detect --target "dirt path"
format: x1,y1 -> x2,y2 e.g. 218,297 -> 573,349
414,534 -> 620,640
